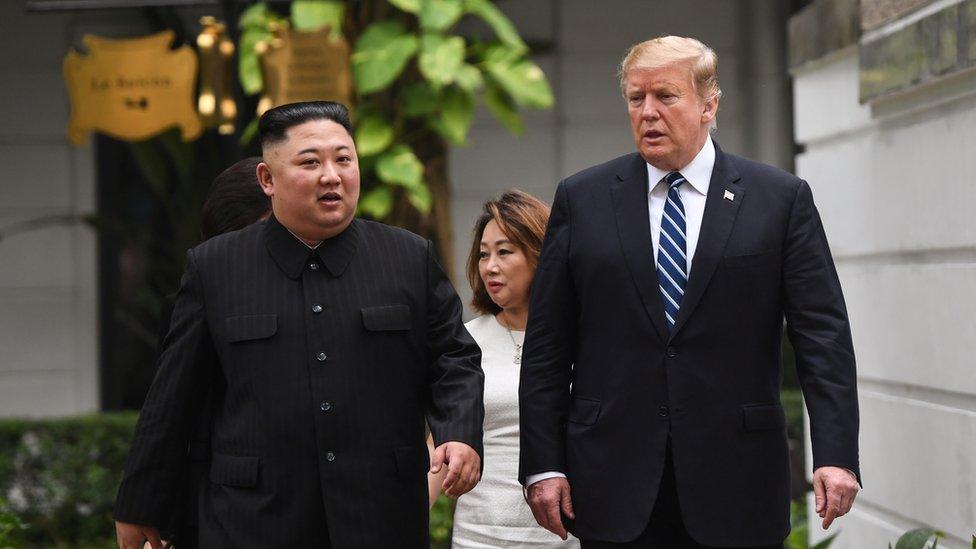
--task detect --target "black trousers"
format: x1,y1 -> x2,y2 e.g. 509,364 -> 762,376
581,445 -> 783,549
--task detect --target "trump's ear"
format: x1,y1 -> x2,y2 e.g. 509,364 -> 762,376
256,161 -> 275,198
701,94 -> 719,125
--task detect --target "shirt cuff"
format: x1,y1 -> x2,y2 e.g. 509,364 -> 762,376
526,471 -> 566,487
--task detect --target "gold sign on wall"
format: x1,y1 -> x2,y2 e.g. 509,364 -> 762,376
197,17 -> 237,135
256,26 -> 353,116
63,31 -> 202,145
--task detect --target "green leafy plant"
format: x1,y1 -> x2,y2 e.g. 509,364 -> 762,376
889,528 -> 944,549
0,497 -> 28,549
786,499 -> 837,549
887,526 -> 976,548
237,0 -> 554,266
429,493 -> 454,548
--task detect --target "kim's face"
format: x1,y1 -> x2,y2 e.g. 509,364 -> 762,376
257,119 -> 360,243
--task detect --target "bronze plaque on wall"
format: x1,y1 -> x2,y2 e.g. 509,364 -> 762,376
63,30 -> 202,145
257,26 -> 353,115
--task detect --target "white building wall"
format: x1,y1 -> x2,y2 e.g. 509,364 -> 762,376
0,5 -> 99,417
794,49 -> 976,548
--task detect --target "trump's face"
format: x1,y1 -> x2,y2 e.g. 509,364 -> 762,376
625,63 -> 718,171
257,119 -> 360,243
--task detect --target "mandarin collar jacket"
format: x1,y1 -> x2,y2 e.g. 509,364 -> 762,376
116,215 -> 484,548
264,214 -> 359,279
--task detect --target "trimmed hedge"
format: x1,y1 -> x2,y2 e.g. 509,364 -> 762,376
0,413 -> 136,548
0,413 -> 455,548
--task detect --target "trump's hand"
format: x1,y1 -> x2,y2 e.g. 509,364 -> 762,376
431,441 -> 481,498
115,521 -> 163,549
813,466 -> 859,529
526,477 -> 575,540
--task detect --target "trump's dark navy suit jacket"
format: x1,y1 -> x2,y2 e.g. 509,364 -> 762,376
519,143 -> 859,546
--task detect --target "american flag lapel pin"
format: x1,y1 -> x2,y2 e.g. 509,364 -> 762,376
723,190 -> 735,201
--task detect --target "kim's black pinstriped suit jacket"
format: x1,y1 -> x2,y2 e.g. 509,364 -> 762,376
114,215 -> 485,548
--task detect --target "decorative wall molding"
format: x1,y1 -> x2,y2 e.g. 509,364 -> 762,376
788,0 -> 860,70
859,0 -> 976,102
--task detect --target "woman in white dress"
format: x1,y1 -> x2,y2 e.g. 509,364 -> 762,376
429,189 -> 580,548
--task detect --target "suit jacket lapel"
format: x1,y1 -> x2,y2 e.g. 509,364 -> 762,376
610,154 -> 670,343
671,143 -> 744,337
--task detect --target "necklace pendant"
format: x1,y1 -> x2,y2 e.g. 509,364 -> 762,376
504,319 -> 523,364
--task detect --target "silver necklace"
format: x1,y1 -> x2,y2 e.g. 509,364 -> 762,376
501,316 -> 523,364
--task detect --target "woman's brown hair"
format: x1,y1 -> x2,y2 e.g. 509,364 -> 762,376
466,189 -> 550,316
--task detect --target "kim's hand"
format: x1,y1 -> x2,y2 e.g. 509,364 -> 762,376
431,441 -> 481,498
526,477 -> 575,540
813,466 -> 859,529
115,521 -> 163,549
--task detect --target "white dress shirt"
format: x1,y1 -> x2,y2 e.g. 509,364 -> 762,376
646,135 -> 714,274
524,137 -> 716,489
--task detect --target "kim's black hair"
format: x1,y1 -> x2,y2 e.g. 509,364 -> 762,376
257,101 -> 353,151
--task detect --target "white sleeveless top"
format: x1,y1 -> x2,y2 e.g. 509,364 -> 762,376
451,314 -> 580,548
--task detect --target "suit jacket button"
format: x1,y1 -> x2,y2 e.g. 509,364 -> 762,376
309,262 -> 320,271
659,405 -> 670,417
325,451 -> 336,462
320,401 -> 332,412
666,347 -> 677,358
316,352 -> 327,362
311,304 -> 324,314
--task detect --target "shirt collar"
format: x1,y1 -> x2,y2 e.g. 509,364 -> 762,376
284,225 -> 322,250
645,134 -> 715,196
264,214 -> 360,279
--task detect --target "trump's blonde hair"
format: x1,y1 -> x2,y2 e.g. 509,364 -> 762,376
618,36 -> 722,104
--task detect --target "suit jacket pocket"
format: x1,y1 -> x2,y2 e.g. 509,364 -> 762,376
741,403 -> 786,432
362,305 -> 412,331
722,250 -> 778,270
225,314 -> 277,343
567,397 -> 601,426
393,445 -> 428,481
210,452 -> 260,487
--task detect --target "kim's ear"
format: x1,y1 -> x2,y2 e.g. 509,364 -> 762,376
256,162 -> 275,197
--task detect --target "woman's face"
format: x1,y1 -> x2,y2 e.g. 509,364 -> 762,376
478,219 -> 534,313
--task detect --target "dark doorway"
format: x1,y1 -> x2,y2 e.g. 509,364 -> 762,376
96,129 -> 244,410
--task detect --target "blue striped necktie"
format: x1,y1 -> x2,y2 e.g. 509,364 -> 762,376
657,171 -> 687,331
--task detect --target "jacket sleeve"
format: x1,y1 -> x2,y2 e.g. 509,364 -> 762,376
114,248 -> 218,526
782,180 -> 861,485
518,181 -> 579,485
423,240 -> 485,458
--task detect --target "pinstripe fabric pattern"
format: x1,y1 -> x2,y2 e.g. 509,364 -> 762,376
114,215 -> 485,548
